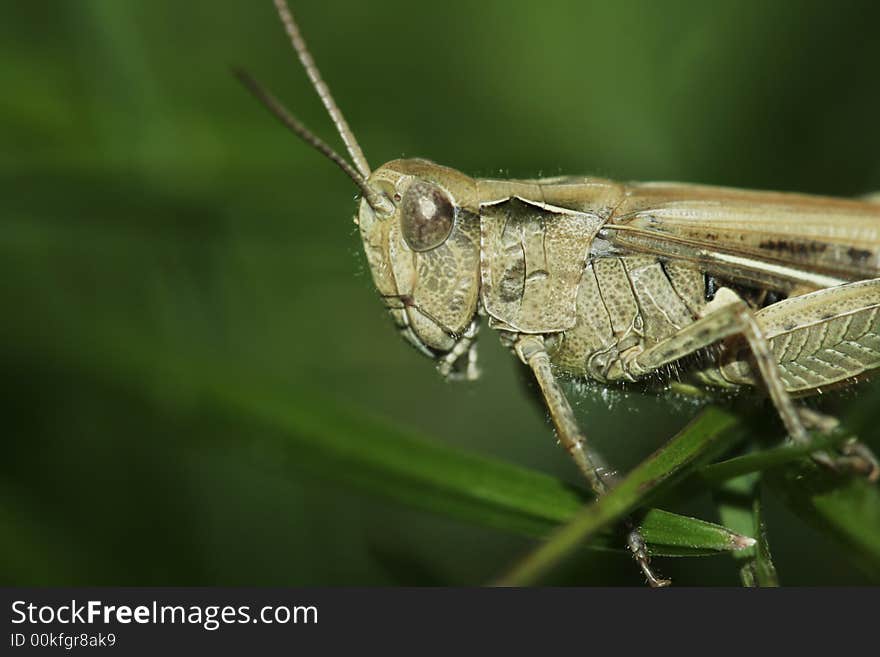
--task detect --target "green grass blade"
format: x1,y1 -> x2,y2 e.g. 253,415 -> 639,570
10,336 -> 752,559
637,508 -> 758,557
231,394 -> 747,555
148,357 -> 760,557
716,475 -> 779,586
752,493 -> 780,586
766,461 -> 880,581
699,431 -> 849,484
493,409 -> 749,586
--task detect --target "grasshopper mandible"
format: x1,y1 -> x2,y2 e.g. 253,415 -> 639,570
240,0 -> 880,586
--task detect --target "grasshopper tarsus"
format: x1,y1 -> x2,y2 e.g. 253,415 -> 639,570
627,526 -> 671,588
834,442 -> 880,483
796,409 -> 880,482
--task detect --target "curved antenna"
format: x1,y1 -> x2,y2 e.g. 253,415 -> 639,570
272,0 -> 372,179
235,69 -> 393,215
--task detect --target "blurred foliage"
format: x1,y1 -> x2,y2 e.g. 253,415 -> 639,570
2,0 -> 880,585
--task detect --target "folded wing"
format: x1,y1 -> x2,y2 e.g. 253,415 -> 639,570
602,182 -> 880,292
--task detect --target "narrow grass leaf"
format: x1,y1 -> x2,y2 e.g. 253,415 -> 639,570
638,508 -> 757,557
10,334 -> 751,559
752,493 -> 780,586
493,409 -> 749,586
766,461 -> 880,581
699,431 -> 850,484
715,475 -> 778,586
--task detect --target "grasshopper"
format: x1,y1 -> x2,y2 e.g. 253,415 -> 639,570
240,0 -> 880,585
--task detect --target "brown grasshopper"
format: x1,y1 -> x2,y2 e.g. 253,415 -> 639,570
240,0 -> 880,585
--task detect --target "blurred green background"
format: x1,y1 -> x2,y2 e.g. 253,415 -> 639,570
3,0 -> 880,586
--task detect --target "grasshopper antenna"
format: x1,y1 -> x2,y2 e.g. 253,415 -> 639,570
234,70 -> 393,216
272,0 -> 372,179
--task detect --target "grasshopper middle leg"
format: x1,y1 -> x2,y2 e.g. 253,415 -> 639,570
513,334 -> 671,587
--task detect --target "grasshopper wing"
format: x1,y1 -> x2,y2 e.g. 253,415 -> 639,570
602,182 -> 880,292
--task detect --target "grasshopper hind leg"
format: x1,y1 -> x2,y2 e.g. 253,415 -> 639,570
628,285 -> 880,481
513,334 -> 671,587
750,279 -> 880,481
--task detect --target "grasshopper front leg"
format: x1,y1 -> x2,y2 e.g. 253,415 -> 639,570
513,334 -> 671,587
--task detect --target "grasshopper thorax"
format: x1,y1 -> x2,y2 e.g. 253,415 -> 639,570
359,159 -> 482,376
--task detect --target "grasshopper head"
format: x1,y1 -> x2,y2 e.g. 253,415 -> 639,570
357,159 -> 482,378
239,2 -> 481,378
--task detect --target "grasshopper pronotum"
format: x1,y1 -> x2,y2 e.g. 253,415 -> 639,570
241,0 -> 880,585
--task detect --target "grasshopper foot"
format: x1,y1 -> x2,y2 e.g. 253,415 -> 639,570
640,561 -> 672,588
796,409 -> 879,483
626,527 -> 671,588
832,440 -> 880,483
810,447 -> 879,482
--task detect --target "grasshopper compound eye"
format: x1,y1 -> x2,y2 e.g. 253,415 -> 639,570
400,181 -> 455,251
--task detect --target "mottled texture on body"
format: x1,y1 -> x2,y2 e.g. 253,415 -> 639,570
480,197 -> 602,333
